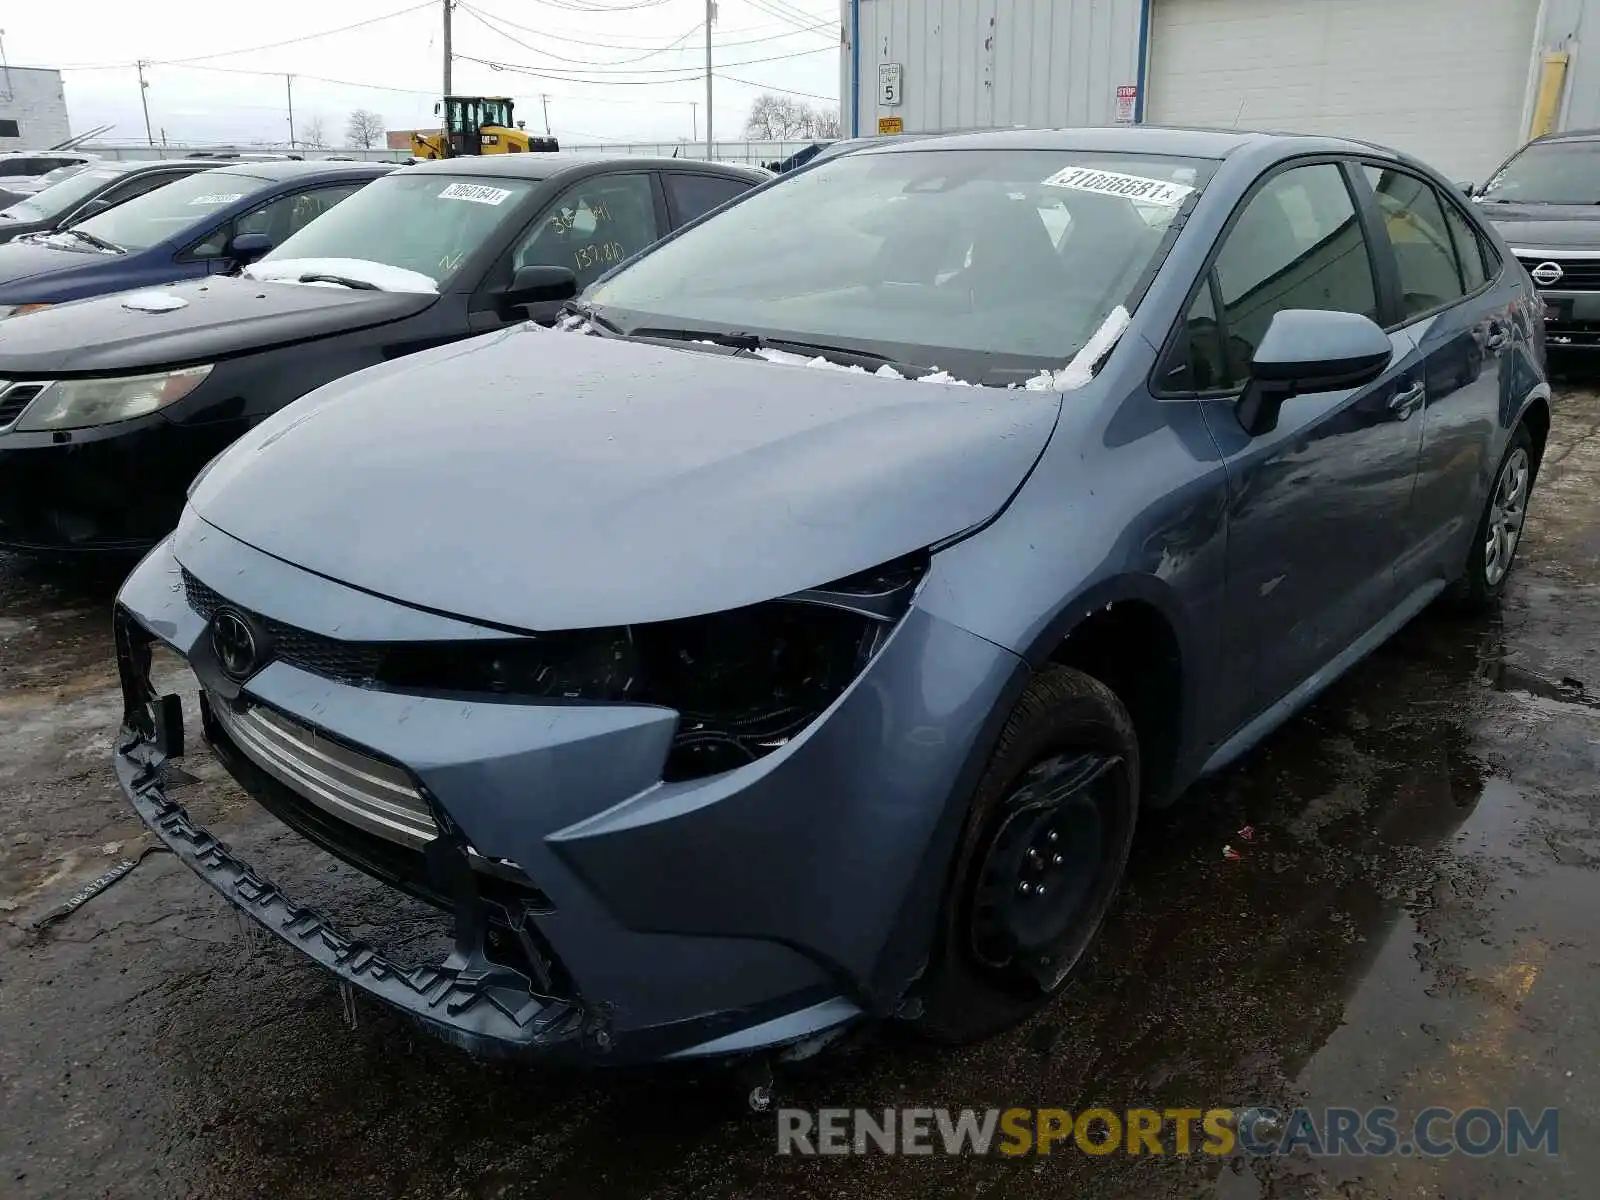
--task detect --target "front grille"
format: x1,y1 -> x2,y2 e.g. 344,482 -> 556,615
208,694 -> 440,849
0,381 -> 49,430
182,569 -> 383,685
1517,255 -> 1600,291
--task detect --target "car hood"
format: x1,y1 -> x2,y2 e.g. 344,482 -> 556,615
0,276 -> 436,373
0,238 -> 114,290
0,214 -> 50,244
189,327 -> 1062,630
1476,201 -> 1600,251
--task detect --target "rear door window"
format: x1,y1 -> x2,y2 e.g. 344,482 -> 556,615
1363,165 -> 1468,320
664,172 -> 753,225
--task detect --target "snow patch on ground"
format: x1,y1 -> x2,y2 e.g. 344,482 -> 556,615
1024,305 -> 1131,392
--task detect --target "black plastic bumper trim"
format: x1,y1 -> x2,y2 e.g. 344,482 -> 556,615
114,737 -> 590,1059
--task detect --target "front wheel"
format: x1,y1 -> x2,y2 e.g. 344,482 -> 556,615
1453,425 -> 1536,609
913,666 -> 1139,1044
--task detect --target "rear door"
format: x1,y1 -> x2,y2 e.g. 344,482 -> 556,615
1170,160 -> 1426,723
1357,163 -> 1526,595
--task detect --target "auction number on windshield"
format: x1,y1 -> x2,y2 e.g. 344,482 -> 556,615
574,241 -> 627,270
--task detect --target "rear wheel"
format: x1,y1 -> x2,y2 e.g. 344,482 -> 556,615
1452,425 -> 1536,610
913,665 -> 1139,1044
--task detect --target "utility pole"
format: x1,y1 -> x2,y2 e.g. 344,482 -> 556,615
704,0 -> 714,159
136,61 -> 153,146
285,74 -> 296,148
690,101 -> 697,144
540,93 -> 551,135
442,0 -> 452,101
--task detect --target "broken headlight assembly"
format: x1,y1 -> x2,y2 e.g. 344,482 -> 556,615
378,552 -> 929,781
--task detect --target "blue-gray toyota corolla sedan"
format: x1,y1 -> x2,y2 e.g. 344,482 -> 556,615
112,127 -> 1549,1066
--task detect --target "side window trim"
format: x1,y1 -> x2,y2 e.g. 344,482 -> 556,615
1150,154 -> 1380,399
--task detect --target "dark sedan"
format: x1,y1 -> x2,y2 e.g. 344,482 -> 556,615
0,159 -> 389,318
114,127 -> 1548,1068
0,159 -> 226,244
0,155 -> 764,553
1474,128 -> 1600,350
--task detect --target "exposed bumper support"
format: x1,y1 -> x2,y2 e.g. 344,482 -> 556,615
115,732 -> 593,1060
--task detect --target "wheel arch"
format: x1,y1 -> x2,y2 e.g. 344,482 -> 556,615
1022,575 -> 1197,807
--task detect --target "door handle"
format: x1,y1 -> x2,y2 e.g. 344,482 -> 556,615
1389,381 -> 1426,420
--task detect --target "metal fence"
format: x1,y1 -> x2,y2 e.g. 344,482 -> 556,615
75,140 -> 821,167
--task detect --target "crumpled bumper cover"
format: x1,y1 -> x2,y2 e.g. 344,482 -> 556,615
111,520 -> 1027,1063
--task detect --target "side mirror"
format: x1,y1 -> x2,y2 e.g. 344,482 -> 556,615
227,231 -> 274,265
1457,180 -> 1477,197
1236,309 -> 1392,437
502,264 -> 579,307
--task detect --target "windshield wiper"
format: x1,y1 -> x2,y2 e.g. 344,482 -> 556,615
558,300 -> 623,334
295,272 -> 379,290
60,227 -> 124,254
627,325 -> 907,372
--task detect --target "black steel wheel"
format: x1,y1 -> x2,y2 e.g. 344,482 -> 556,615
914,665 -> 1139,1044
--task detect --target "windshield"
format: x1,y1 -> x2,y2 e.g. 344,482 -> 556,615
1,168 -> 121,222
258,172 -> 537,286
588,148 -> 1216,382
1480,140 -> 1600,204
69,169 -> 262,251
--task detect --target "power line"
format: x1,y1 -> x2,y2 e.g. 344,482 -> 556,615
155,2 -> 436,66
715,71 -> 836,103
455,42 -> 832,78
739,0 -> 835,39
458,5 -> 703,67
463,2 -> 820,45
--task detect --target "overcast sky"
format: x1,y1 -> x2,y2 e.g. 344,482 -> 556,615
3,0 -> 841,147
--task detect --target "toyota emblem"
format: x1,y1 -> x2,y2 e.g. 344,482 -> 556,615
210,608 -> 260,681
1531,261 -> 1564,286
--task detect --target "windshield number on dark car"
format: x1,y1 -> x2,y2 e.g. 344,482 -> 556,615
574,241 -> 626,271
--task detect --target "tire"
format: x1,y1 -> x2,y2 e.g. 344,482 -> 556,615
912,665 -> 1139,1044
1451,424 -> 1536,611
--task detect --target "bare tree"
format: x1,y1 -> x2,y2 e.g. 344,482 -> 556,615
744,94 -> 843,141
345,109 -> 386,150
805,106 -> 842,138
300,114 -> 329,150
743,94 -> 814,140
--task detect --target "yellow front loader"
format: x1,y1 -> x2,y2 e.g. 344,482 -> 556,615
411,97 -> 559,159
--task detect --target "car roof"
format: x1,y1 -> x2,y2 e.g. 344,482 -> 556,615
201,159 -> 394,183
852,124 -> 1407,162
81,158 -> 237,176
393,154 -> 768,183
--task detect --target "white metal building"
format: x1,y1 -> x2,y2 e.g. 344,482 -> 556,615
841,0 -> 1600,180
0,67 -> 71,151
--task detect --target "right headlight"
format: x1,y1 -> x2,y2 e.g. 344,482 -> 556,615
14,365 -> 213,431
375,552 -> 930,781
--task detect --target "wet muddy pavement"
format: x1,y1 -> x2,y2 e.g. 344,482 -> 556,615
3,395 -> 1599,1200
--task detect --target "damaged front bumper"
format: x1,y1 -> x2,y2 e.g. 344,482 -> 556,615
111,516 -> 1026,1065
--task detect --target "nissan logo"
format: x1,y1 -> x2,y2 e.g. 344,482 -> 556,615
210,608 -> 261,681
1531,261 -> 1564,286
